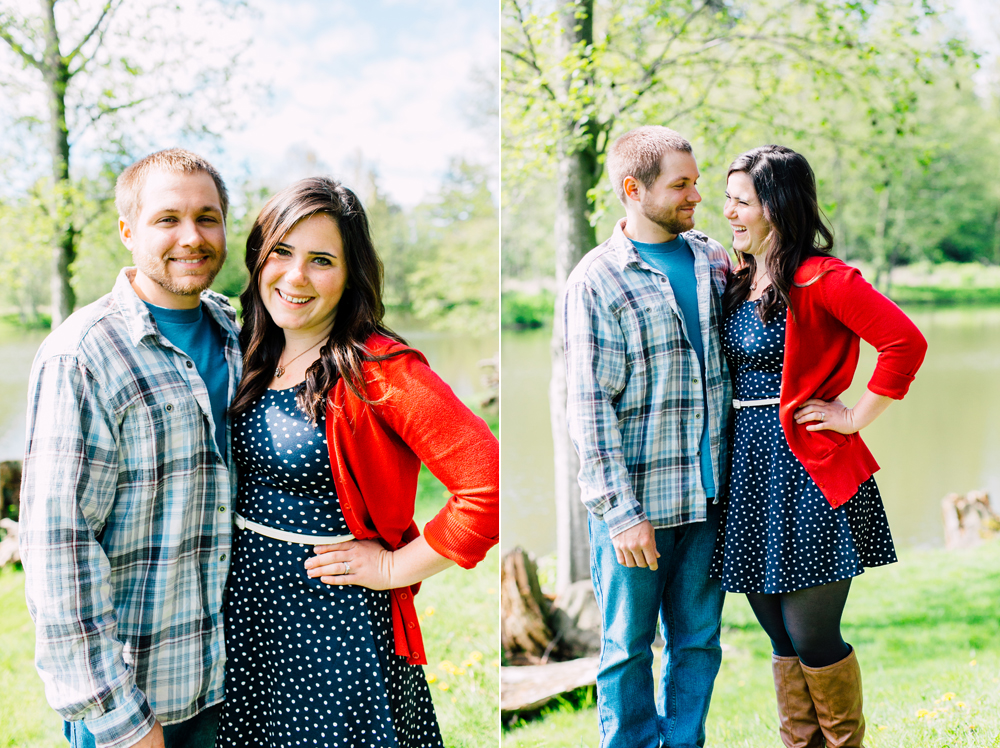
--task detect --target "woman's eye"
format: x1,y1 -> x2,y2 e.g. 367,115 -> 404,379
273,247 -> 291,256
313,257 -> 332,266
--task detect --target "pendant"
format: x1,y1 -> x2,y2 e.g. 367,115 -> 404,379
274,365 -> 285,378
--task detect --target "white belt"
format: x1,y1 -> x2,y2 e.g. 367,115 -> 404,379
733,397 -> 781,409
234,512 -> 354,546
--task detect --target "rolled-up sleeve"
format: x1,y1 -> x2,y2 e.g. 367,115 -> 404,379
821,267 -> 927,399
563,281 -> 645,536
19,355 -> 155,748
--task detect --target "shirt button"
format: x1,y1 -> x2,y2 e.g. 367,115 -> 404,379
408,622 -> 416,629
220,554 -> 227,561
186,361 -> 194,369
692,378 -> 700,384
219,506 -> 226,513
400,592 -> 408,600
411,651 -> 420,659
164,403 -> 173,412
695,413 -> 702,419
696,450 -> 701,456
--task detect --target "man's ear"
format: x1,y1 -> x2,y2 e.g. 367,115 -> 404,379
623,176 -> 641,203
119,218 -> 133,250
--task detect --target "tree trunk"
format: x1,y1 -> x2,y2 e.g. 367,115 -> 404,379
872,185 -> 890,292
551,0 -> 599,594
42,0 -> 75,327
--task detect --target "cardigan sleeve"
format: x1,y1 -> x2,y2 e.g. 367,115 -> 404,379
370,351 -> 499,569
818,265 -> 927,399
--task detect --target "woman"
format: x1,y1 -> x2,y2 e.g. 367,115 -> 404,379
708,145 -> 926,748
215,177 -> 499,747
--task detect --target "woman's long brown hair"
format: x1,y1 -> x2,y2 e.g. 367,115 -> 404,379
230,177 -> 409,423
721,145 -> 834,323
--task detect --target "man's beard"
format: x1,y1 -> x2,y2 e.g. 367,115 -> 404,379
640,202 -> 694,235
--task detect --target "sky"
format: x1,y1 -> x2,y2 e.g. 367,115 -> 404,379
219,0 -> 499,207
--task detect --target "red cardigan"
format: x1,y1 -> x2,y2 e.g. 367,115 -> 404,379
780,257 -> 927,508
324,334 -> 499,665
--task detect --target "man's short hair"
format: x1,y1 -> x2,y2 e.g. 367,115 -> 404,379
606,126 -> 693,205
115,148 -> 229,225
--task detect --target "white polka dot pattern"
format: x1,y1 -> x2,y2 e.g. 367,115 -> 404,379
709,300 -> 897,594
216,387 -> 443,746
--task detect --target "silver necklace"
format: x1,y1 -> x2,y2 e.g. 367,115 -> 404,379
274,340 -> 324,378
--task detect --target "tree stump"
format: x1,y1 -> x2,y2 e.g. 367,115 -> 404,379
0,518 -> 19,568
0,460 -> 21,521
501,547 -> 554,664
942,490 -> 1000,550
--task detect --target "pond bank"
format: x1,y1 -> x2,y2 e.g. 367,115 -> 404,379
503,539 -> 1000,747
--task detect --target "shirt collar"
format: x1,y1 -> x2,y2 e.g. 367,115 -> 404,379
111,267 -> 240,348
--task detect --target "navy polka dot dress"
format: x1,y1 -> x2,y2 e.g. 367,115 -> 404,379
709,299 -> 897,594
216,386 -> 443,747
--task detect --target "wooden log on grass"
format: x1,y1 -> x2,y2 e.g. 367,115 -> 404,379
500,656 -> 600,714
942,490 -> 1000,550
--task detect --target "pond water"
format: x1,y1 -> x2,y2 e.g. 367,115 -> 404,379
501,306 -> 1000,556
0,317 -> 497,463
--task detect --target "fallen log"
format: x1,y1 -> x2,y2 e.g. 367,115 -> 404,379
500,656 -> 600,714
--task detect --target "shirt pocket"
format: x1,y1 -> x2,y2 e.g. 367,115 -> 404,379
118,394 -> 207,490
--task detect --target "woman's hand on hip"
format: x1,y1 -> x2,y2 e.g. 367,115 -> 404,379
305,539 -> 395,590
795,389 -> 895,434
794,397 -> 858,434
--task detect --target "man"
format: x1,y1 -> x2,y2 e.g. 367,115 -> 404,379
19,149 -> 242,748
563,126 -> 732,748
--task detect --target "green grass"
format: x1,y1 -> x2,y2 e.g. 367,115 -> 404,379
0,461 -> 499,748
503,540 -> 1000,747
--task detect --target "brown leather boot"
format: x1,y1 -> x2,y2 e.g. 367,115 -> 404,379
800,647 -> 866,748
772,654 -> 825,748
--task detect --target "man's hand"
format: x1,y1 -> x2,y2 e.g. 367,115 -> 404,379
131,720 -> 164,748
611,520 -> 660,570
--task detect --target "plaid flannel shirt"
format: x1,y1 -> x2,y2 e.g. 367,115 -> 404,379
19,269 -> 241,748
564,220 -> 733,537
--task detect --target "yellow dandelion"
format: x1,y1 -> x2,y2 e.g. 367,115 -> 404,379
451,697 -> 457,703
878,726 -> 888,731
957,702 -> 966,708
491,659 -> 500,667
454,668 -> 466,675
438,683 -> 450,691
942,692 -> 955,701
470,651 -> 483,661
970,659 -> 977,667
424,606 -> 435,617
439,660 -> 456,674
426,674 -> 437,684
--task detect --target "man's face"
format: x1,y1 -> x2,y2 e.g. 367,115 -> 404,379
634,150 -> 702,235
119,169 -> 227,309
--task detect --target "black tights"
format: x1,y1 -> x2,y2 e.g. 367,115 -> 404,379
746,578 -> 852,668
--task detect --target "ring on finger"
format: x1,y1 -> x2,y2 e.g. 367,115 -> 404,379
343,561 -> 351,575
819,413 -> 825,422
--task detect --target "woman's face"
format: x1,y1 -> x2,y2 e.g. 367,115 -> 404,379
259,213 -> 349,339
724,171 -> 770,258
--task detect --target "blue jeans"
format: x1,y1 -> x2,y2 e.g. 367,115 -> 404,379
64,703 -> 221,748
589,503 -> 725,748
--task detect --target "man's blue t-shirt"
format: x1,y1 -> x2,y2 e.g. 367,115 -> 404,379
632,235 -> 716,498
144,301 -> 229,460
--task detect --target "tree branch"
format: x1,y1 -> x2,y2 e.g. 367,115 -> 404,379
0,17 -> 44,71
503,0 -> 557,101
66,0 -> 121,74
